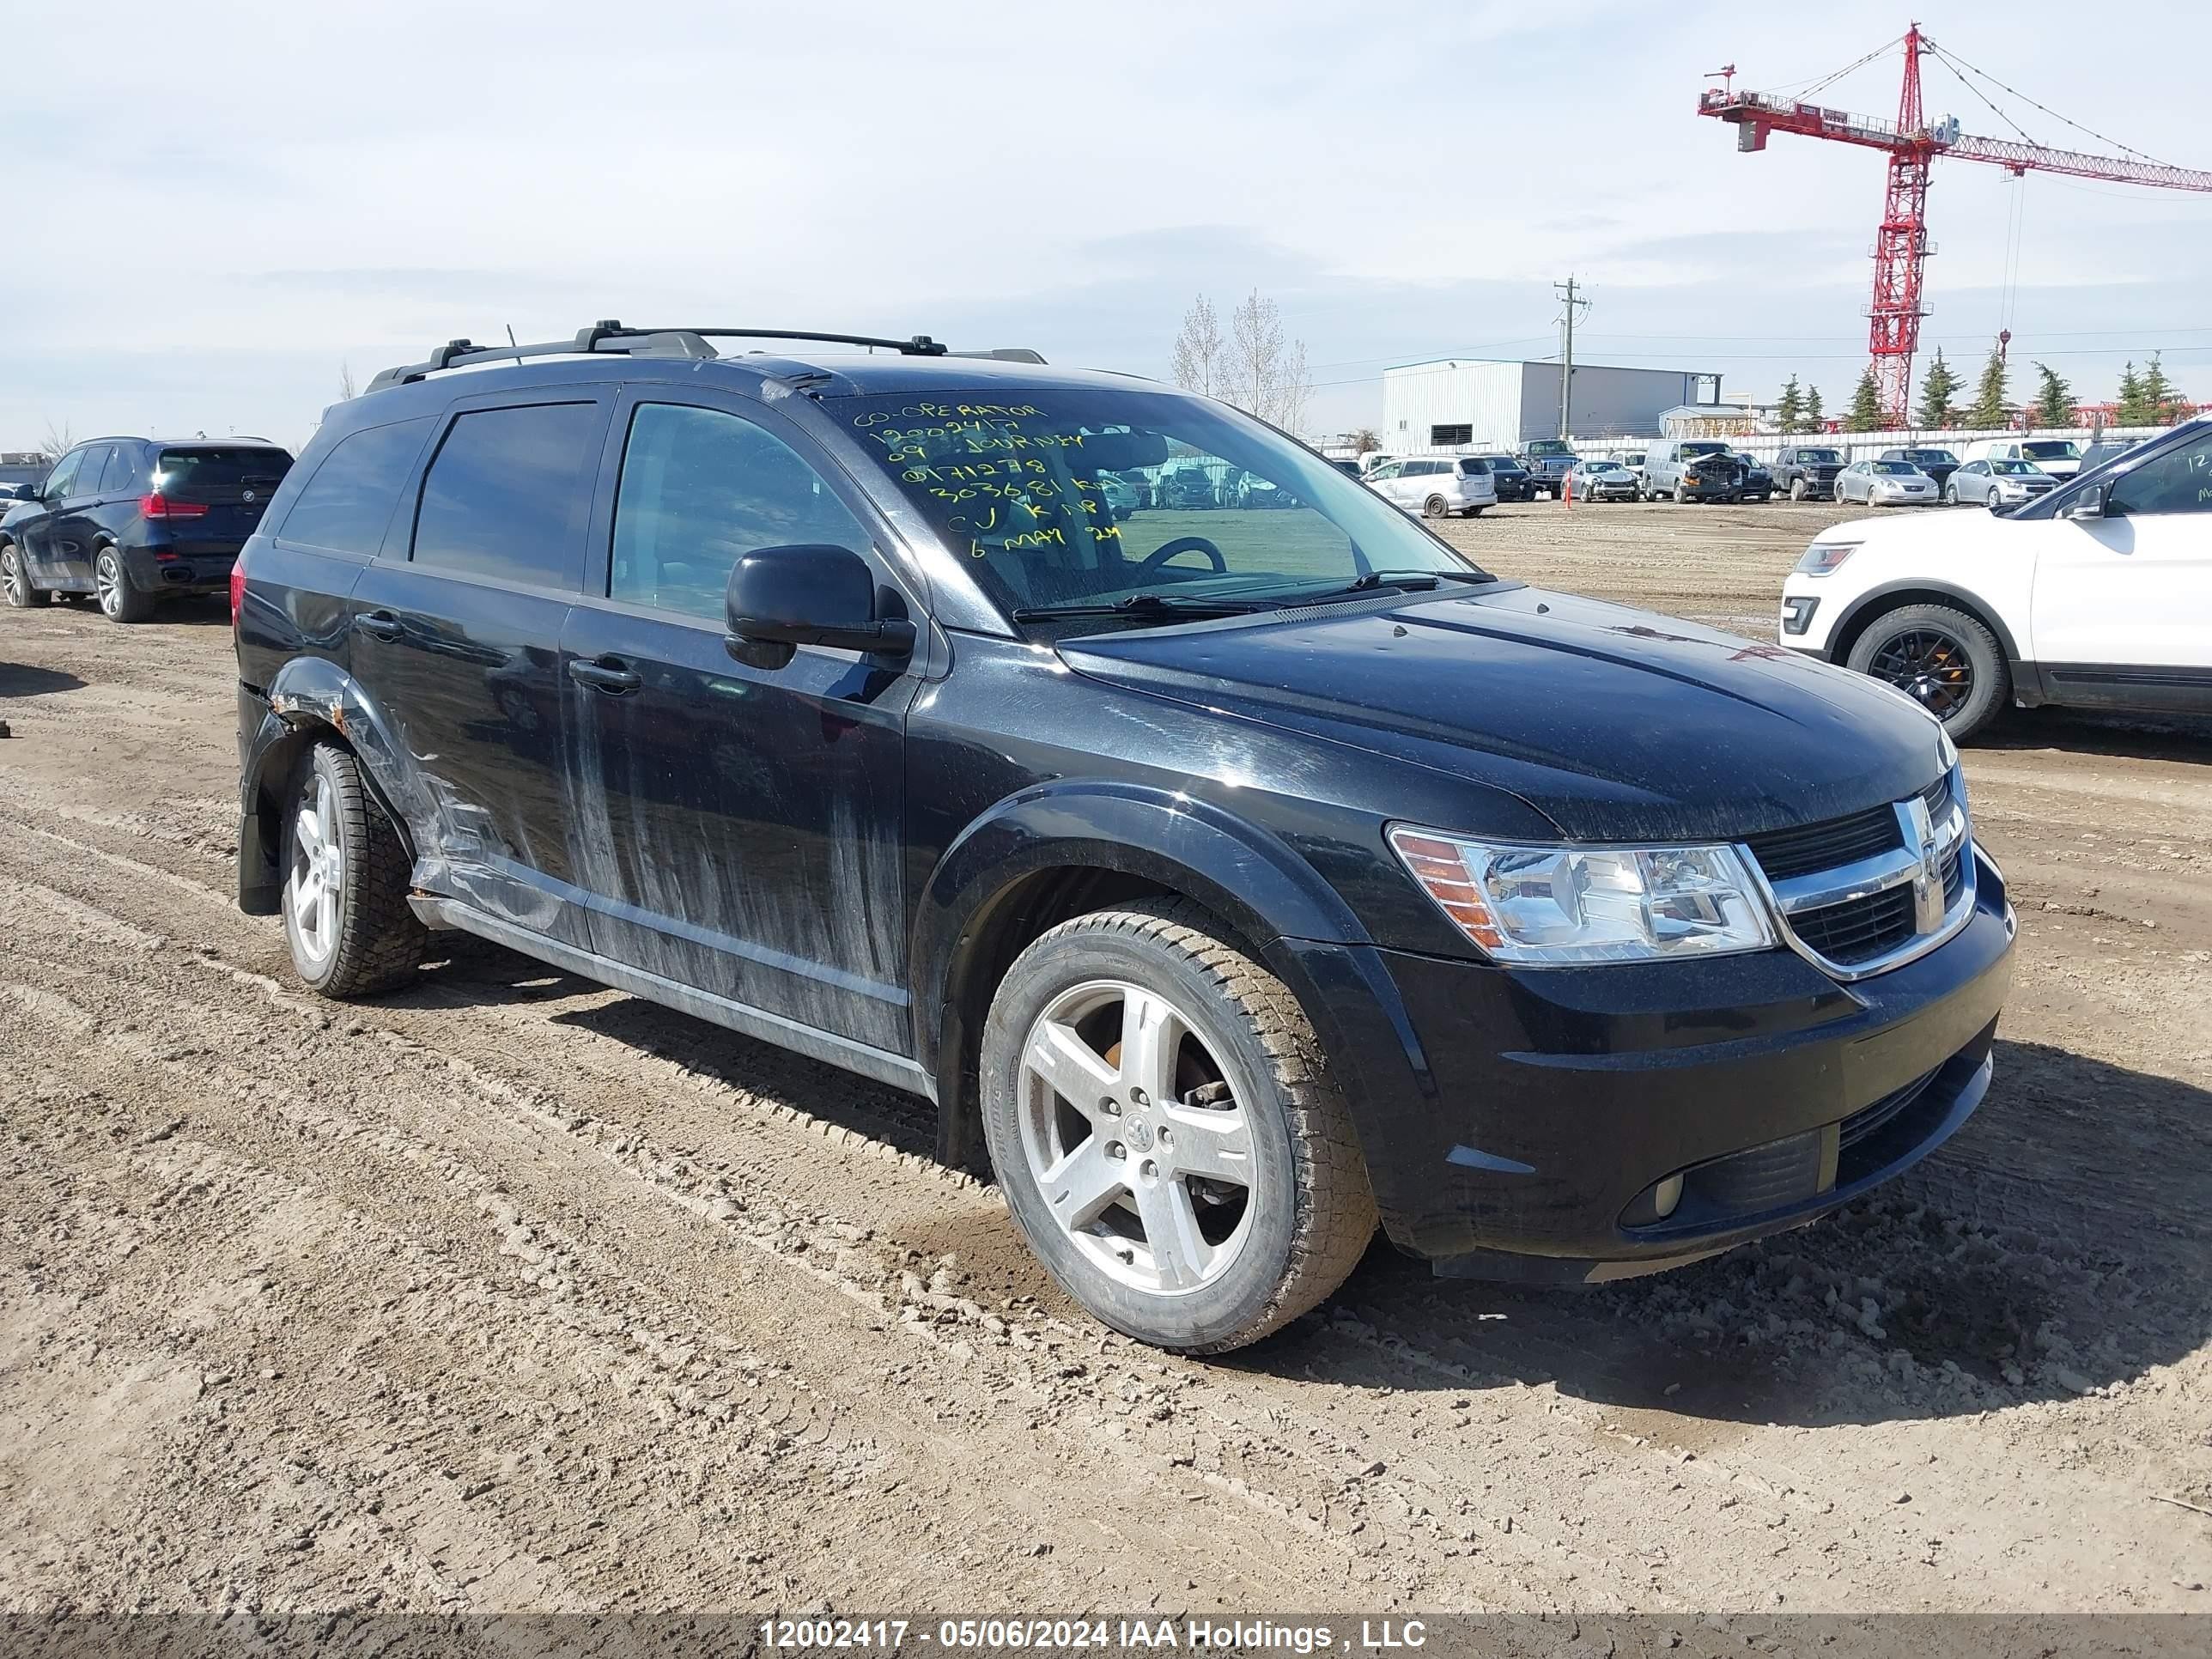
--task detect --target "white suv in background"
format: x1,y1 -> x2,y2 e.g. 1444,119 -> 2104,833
1366,455 -> 1498,519
1778,418 -> 2212,739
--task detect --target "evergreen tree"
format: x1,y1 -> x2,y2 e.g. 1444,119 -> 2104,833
2115,362 -> 2148,425
1776,374 -> 1804,435
2139,353 -> 2180,424
1844,368 -> 1884,433
1965,342 -> 2011,430
1915,349 -> 1960,429
2031,363 -> 2074,428
1805,385 -> 1826,431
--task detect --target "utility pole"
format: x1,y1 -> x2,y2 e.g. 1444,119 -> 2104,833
1554,276 -> 1591,441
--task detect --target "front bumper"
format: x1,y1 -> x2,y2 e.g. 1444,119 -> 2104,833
1285,851 -> 2014,1275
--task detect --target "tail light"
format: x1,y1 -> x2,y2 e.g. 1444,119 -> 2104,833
229,559 -> 247,629
138,492 -> 209,520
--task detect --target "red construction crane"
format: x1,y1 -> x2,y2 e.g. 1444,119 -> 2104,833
1698,25 -> 2212,422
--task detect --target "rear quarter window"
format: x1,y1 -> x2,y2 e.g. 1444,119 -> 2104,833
278,417 -> 435,556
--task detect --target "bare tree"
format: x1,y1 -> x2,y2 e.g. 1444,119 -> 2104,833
1350,428 -> 1380,456
38,418 -> 74,461
1170,294 -> 1222,398
338,361 -> 358,401
1228,289 -> 1284,421
1273,337 -> 1311,439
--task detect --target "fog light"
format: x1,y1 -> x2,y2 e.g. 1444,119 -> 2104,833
1651,1174 -> 1684,1218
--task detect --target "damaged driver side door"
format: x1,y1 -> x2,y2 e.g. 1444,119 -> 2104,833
560,392 -> 922,1059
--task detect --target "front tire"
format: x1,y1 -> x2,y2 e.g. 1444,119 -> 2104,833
980,900 -> 1376,1354
1,543 -> 52,608
1844,602 -> 2011,741
282,741 -> 427,996
94,547 -> 155,623
1423,495 -> 1449,519
1790,477 -> 1808,501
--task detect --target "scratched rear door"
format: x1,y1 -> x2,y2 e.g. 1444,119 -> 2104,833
561,387 -> 922,1057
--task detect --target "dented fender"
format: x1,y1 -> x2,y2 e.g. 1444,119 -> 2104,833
236,658 -> 423,914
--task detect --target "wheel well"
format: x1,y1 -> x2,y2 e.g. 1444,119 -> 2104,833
240,715 -> 417,914
931,865 -> 1261,1176
1830,586 -> 2017,667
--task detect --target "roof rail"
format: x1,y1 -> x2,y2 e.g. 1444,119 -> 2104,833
365,320 -> 951,392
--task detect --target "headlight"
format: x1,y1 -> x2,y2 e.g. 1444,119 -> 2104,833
1388,829 -> 1777,964
1795,540 -> 1858,574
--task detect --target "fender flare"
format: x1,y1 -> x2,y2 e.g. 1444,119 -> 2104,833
1824,578 -> 2024,667
911,780 -> 1376,1162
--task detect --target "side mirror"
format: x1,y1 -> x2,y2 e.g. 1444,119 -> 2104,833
2065,483 -> 2106,522
12,484 -> 38,502
724,544 -> 915,671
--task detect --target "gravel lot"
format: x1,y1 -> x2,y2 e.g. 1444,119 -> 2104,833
2,498 -> 2208,1618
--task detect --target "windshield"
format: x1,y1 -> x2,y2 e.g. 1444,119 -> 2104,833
1798,448 -> 1840,463
2022,441 -> 2079,460
838,387 -> 1486,617
1486,457 -> 1526,471
1871,459 -> 1919,474
1680,441 -> 1729,458
1904,449 -> 1955,463
1990,459 -> 2039,475
1524,441 -> 1573,457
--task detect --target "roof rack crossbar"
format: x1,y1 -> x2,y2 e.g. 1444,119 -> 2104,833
365,320 -> 949,392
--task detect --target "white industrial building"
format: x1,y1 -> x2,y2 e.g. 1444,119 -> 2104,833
1381,359 -> 1726,451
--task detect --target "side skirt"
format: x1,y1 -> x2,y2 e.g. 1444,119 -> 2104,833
409,894 -> 937,1103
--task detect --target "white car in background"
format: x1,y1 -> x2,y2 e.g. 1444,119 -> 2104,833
1365,455 -> 1497,519
1961,436 -> 2084,479
1778,417 -> 2212,738
1836,457 -> 1938,507
1945,458 -> 2058,509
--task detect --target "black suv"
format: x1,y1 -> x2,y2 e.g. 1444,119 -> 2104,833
232,323 -> 2015,1354
1,436 -> 293,620
1474,453 -> 1537,502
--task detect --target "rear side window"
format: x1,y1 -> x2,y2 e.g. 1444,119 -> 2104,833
96,446 -> 142,494
70,445 -> 114,495
155,447 -> 293,501
412,403 -> 599,590
609,403 -> 869,623
280,418 -> 434,556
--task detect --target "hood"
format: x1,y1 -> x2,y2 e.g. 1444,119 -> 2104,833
1056,584 -> 1947,843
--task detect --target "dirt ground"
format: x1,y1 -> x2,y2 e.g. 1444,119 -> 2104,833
1,499 -> 2208,1620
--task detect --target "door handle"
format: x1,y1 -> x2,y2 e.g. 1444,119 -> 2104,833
355,610 -> 402,641
568,657 -> 642,694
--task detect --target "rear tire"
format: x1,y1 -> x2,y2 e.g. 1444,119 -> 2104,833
282,740 -> 427,997
1,543 -> 52,608
980,899 -> 1376,1354
1844,602 -> 2011,742
94,547 -> 155,623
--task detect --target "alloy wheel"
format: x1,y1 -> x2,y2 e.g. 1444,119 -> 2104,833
0,546 -> 25,606
1016,978 -> 1257,1297
286,771 -> 346,968
95,552 -> 124,617
1869,627 -> 1975,721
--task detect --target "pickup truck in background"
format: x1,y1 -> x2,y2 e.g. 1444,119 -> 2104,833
1770,445 -> 1847,501
1517,439 -> 1577,499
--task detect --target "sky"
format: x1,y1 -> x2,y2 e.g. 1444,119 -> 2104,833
5,0 -> 2209,451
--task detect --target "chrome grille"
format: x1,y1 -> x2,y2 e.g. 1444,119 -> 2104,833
1742,769 -> 1975,979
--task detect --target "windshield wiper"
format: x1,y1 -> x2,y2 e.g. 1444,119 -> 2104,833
1277,568 -> 1495,604
1010,592 -> 1266,622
